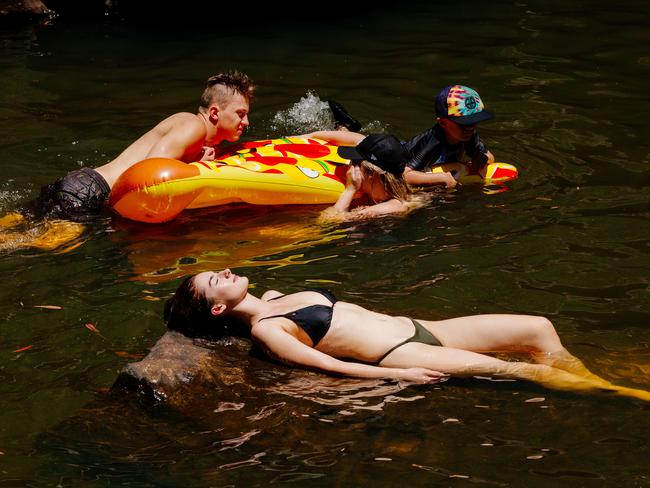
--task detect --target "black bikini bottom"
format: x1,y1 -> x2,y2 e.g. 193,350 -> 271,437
377,318 -> 442,364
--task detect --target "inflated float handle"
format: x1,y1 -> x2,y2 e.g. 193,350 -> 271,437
109,158 -> 200,223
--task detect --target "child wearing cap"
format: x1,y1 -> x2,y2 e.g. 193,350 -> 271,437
319,134 -> 423,221
402,85 -> 495,189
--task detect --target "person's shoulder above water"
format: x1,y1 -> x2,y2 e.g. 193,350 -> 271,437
402,124 -> 443,168
17,71 -> 256,224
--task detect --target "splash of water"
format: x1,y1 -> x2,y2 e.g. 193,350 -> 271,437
0,188 -> 29,214
269,91 -> 334,135
268,91 -> 388,137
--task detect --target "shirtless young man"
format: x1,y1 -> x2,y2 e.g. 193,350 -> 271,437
26,71 -> 254,221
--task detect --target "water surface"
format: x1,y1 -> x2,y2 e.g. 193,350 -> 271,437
0,1 -> 649,486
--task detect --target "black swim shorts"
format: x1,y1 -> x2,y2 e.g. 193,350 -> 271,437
25,167 -> 110,222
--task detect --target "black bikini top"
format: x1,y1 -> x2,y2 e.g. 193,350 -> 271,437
259,288 -> 337,346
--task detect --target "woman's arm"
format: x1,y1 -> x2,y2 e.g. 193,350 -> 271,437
253,324 -> 444,383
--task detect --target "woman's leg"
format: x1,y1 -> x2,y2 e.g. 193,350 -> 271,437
417,314 -> 604,379
380,342 -> 650,401
417,314 -> 563,353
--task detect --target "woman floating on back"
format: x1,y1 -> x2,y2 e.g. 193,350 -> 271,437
164,269 -> 650,402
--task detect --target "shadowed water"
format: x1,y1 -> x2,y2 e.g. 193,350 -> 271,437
1,1 -> 649,486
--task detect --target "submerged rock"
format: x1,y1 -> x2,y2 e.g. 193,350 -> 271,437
112,330 -> 252,408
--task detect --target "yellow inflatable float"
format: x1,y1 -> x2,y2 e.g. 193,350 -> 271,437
109,137 -> 518,223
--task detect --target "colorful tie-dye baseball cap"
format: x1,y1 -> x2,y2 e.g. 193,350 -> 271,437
435,85 -> 494,125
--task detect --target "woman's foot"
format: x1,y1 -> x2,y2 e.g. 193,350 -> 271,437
532,349 -> 606,382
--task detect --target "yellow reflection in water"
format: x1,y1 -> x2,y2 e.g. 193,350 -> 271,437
121,209 -> 348,283
0,212 -> 86,253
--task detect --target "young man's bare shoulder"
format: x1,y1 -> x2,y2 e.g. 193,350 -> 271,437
161,112 -> 203,127
149,112 -> 198,129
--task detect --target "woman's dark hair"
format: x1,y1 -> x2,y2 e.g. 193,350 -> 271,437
164,275 -> 228,339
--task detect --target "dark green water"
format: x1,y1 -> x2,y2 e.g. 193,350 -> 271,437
1,1 -> 649,486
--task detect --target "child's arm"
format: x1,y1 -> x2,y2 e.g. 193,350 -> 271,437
321,198 -> 411,222
403,167 -> 458,188
469,149 -> 495,171
298,131 -> 366,146
320,166 -> 413,221
466,132 -> 494,170
320,165 -> 362,220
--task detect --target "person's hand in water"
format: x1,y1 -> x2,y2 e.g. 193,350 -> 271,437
440,172 -> 459,189
398,368 -> 449,384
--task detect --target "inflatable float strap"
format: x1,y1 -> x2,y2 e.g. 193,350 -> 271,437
109,137 -> 518,223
